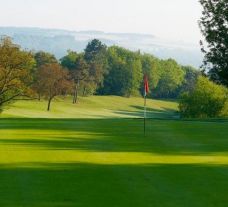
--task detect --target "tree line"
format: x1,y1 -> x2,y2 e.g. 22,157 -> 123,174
0,37 -> 201,112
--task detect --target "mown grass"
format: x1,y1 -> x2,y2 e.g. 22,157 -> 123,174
1,96 -> 178,119
0,97 -> 228,207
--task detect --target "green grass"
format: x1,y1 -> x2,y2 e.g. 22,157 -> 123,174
1,96 -> 178,119
0,96 -> 228,207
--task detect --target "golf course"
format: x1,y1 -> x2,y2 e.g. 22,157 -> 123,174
0,96 -> 228,207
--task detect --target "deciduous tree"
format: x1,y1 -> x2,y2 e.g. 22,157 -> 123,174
153,59 -> 185,98
61,51 -> 88,103
36,63 -> 72,111
199,0 -> 228,86
0,37 -> 35,111
33,51 -> 58,100
84,39 -> 107,93
179,76 -> 228,118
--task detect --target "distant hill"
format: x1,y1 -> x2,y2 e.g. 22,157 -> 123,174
0,27 -> 203,67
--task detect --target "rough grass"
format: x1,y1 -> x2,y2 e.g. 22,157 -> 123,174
0,96 -> 227,207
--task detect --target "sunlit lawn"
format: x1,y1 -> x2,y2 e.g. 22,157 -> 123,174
0,97 -> 228,206
1,96 -> 178,119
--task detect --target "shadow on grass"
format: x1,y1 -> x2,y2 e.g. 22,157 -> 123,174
114,105 -> 179,119
0,162 -> 227,207
0,118 -> 228,155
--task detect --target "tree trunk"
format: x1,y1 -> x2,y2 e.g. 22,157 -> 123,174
73,79 -> 80,104
72,84 -> 78,104
83,87 -> 86,97
75,88 -> 78,103
47,97 -> 53,111
38,93 -> 41,101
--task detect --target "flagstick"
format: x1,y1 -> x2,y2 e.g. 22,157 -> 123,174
144,94 -> 147,136
143,74 -> 149,137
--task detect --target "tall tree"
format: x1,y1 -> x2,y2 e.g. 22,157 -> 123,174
0,37 -> 35,111
61,51 -> 88,103
84,39 -> 107,92
36,63 -> 72,111
33,51 -> 58,100
199,0 -> 228,86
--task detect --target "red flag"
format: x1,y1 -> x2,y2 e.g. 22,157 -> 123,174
144,75 -> 149,97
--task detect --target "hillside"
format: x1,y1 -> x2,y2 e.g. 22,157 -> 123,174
1,96 -> 178,119
0,27 -> 203,67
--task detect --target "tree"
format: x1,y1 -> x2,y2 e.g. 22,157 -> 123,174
84,39 -> 107,92
61,51 -> 88,103
179,76 -> 228,118
34,51 -> 57,68
0,37 -> 35,111
84,39 -> 107,63
36,63 -> 72,111
99,46 -> 142,97
33,51 -> 58,100
153,59 -> 185,98
179,66 -> 201,94
100,47 -> 130,96
199,0 -> 228,86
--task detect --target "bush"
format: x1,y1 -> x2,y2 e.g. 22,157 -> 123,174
179,76 -> 228,118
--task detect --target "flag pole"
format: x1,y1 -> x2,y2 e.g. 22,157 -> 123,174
144,94 -> 147,136
143,74 -> 149,137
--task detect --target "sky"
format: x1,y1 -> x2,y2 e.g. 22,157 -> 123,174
0,0 -> 202,43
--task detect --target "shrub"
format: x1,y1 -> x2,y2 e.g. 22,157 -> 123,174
179,76 -> 228,118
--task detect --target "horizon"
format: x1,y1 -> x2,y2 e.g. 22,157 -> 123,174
0,0 -> 202,44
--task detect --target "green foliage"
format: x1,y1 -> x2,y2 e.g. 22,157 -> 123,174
84,39 -> 108,93
84,39 -> 106,63
180,66 -> 201,93
61,51 -> 89,103
130,57 -> 143,96
153,59 -> 185,98
60,50 -> 78,70
174,66 -> 201,98
0,37 -> 205,113
199,0 -> 228,86
141,54 -> 161,90
100,46 -> 142,97
34,51 -> 57,68
179,76 -> 228,118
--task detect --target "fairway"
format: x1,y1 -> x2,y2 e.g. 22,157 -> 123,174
1,96 -> 178,119
0,97 -> 228,207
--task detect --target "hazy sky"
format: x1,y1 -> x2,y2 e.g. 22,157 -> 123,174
0,0 -> 202,43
